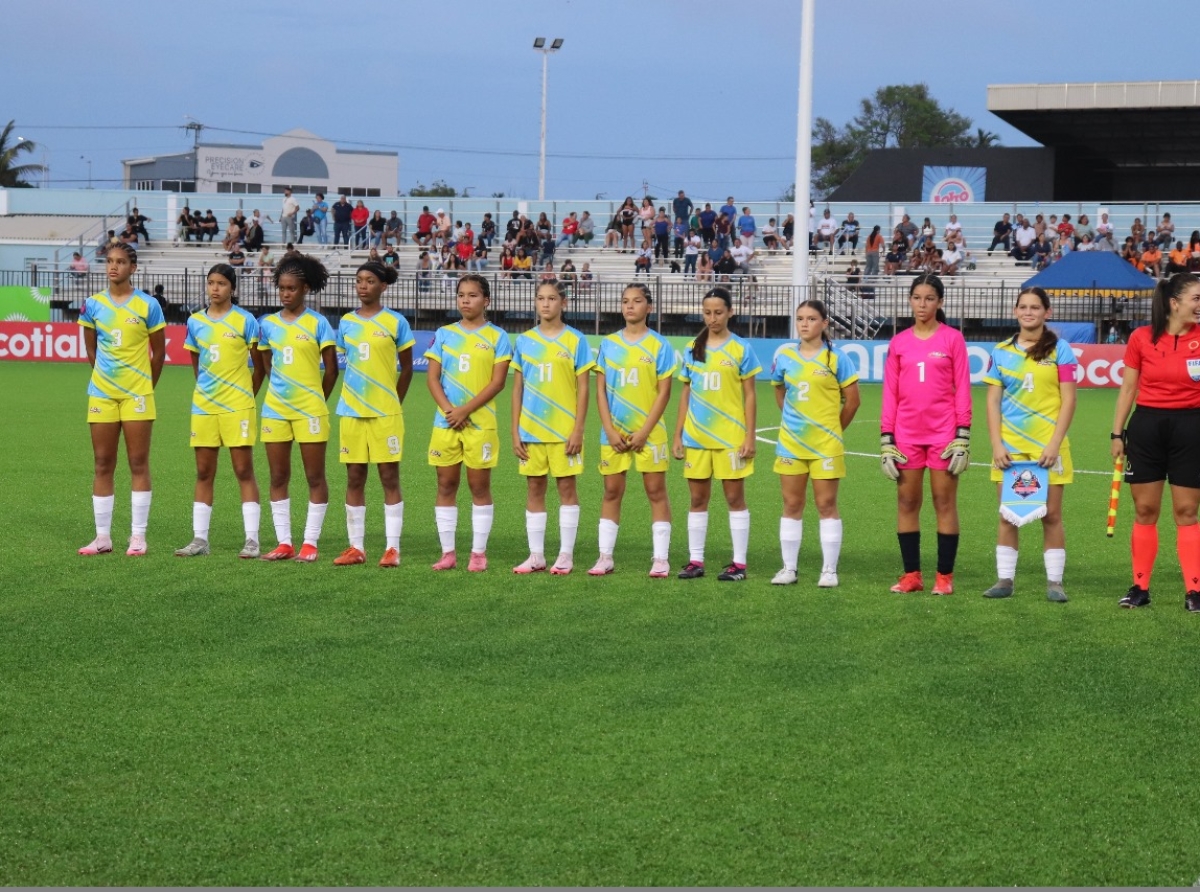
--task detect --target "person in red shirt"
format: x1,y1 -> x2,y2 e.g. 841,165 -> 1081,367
350,201 -> 370,248
1056,213 -> 1075,246
1111,273 -> 1200,611
415,207 -> 436,247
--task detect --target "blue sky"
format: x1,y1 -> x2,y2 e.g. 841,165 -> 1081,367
6,0 -> 1198,201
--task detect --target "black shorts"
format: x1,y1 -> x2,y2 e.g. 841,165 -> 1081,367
1124,406 -> 1200,487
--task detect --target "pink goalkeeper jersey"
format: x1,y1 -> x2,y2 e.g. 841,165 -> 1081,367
881,323 -> 972,444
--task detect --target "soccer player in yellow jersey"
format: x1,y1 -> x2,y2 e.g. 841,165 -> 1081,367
510,281 -> 594,575
175,264 -> 266,558
78,244 -> 166,557
589,283 -> 676,577
769,300 -> 861,587
426,274 -> 512,571
672,287 -> 761,581
257,254 -> 339,563
332,262 -> 415,568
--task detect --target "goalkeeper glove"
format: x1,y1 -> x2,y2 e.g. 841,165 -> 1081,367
880,433 -> 907,481
940,427 -> 971,476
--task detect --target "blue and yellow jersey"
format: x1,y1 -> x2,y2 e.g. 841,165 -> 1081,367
770,343 -> 858,460
425,321 -> 512,430
983,338 -> 1077,455
78,289 -> 166,399
512,324 -> 594,443
678,333 -> 762,449
595,329 -> 677,445
257,308 -> 336,420
184,305 -> 259,415
335,308 -> 415,418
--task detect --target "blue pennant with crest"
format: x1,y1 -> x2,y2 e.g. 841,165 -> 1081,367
999,461 -> 1050,527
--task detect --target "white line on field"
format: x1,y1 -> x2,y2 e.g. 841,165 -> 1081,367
753,427 -> 1114,477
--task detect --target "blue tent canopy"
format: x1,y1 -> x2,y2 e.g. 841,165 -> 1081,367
1021,250 -> 1156,292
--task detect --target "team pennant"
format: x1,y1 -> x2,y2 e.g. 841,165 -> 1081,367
999,461 -> 1049,527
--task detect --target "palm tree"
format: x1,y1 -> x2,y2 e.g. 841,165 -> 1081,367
0,120 -> 46,188
972,127 -> 1001,149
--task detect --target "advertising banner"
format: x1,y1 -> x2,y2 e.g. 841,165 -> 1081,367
922,166 -> 987,204
0,286 -> 53,322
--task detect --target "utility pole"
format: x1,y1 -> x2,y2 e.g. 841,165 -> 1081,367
184,118 -> 204,192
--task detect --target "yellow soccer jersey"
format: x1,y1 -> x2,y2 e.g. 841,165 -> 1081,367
771,343 -> 859,460
78,289 -> 166,399
184,305 -> 259,414
336,307 -> 415,418
512,324 -> 595,443
425,321 -> 513,430
595,329 -> 677,445
257,308 -> 337,421
983,338 -> 1078,455
678,333 -> 762,449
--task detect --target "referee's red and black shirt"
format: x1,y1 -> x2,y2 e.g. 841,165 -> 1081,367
1124,323 -> 1200,410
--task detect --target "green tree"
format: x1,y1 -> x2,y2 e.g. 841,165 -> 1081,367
407,179 -> 457,198
0,120 -> 46,188
972,127 -> 1001,148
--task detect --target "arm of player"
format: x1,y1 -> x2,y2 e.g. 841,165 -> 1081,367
739,375 -> 757,460
320,345 -> 338,401
672,383 -> 690,460
1111,367 -> 1139,461
447,360 -> 510,430
986,383 -> 1011,469
190,351 -> 201,381
426,358 -> 453,419
632,375 -> 673,452
396,347 -> 413,404
773,382 -> 785,412
1041,379 -> 1077,468
839,381 -> 861,432
594,372 -> 627,453
250,348 -> 266,395
149,329 -> 166,388
880,343 -> 899,435
83,327 -> 97,368
510,370 -> 528,461
566,371 -> 588,456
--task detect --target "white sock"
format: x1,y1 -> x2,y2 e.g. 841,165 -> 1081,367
819,517 -> 843,572
242,501 -> 261,540
303,501 -> 327,547
193,501 -> 212,540
346,504 -> 366,551
384,501 -> 403,549
131,490 -> 152,537
729,509 -> 750,566
526,510 -> 547,557
93,494 -> 114,538
651,521 -> 671,562
997,545 -> 1019,580
559,504 -> 581,557
472,504 -> 494,553
271,498 -> 292,546
598,518 -> 619,556
1044,548 -> 1066,583
780,517 -> 803,572
435,506 -> 458,553
687,511 -> 708,563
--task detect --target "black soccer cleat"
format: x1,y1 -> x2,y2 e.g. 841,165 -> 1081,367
677,561 -> 705,580
1119,585 -> 1151,609
717,562 -> 748,582
1186,591 -> 1200,613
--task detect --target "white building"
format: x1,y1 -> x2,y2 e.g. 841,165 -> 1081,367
122,128 -> 397,198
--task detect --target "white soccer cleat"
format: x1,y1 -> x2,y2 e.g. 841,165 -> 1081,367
771,568 -> 798,586
648,558 -> 670,578
78,536 -> 113,556
818,569 -> 839,588
549,553 -> 574,576
588,555 -> 615,576
126,535 -> 148,557
513,554 -> 546,574
174,537 -> 210,557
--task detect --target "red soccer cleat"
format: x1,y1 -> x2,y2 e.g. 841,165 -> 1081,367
431,551 -> 457,571
890,571 -> 924,593
293,543 -> 319,563
260,543 -> 296,562
932,572 -> 955,595
333,546 -> 366,566
378,547 -> 400,568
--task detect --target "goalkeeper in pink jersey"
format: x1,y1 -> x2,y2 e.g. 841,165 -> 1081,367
879,273 -> 972,595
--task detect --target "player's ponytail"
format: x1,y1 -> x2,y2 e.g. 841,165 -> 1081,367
1150,273 -> 1200,344
1012,286 -> 1059,362
693,286 -> 733,362
357,260 -> 398,286
909,272 -> 946,322
273,252 -> 330,293
797,298 -> 836,372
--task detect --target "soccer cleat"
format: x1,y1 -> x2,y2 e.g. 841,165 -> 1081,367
677,560 -> 705,580
890,571 -> 924,593
549,554 -> 574,576
1186,591 -> 1200,613
126,535 -> 148,557
333,546 -> 366,566
293,543 -> 319,563
239,539 -> 260,559
174,537 -> 209,557
260,543 -> 295,561
513,554 -> 547,574
467,551 -> 488,572
588,555 -> 615,576
378,547 -> 400,568
78,537 -> 113,556
1046,581 -> 1069,603
818,568 -> 839,588
1119,585 -> 1151,609
771,568 -> 798,586
431,551 -> 458,571
648,558 -> 670,578
983,578 -> 1014,599
931,572 -> 954,595
717,562 -> 748,582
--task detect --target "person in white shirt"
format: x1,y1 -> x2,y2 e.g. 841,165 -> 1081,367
943,214 -> 963,247
731,238 -> 754,276
940,244 -> 962,275
815,210 -> 838,253
683,230 -> 702,277
280,189 -> 300,244
1011,222 -> 1036,261
1095,212 -> 1115,250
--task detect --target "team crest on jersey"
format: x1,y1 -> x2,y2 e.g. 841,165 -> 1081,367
600,459 -> 610,468
262,424 -> 273,434
719,359 -> 735,368
372,330 -> 390,338
1036,358 -> 1055,366
638,355 -> 654,364
340,446 -> 349,454
124,316 -> 140,325
927,351 -> 948,359
222,331 -> 239,339
779,457 -> 793,465
1188,358 -> 1200,382
294,334 -> 311,342
556,350 -> 572,361
474,341 -> 492,351
429,449 -> 442,458
811,368 -> 832,377
88,406 -> 102,414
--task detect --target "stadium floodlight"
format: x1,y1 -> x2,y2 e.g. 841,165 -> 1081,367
532,37 -> 565,200
550,38 -> 563,50
533,37 -> 546,48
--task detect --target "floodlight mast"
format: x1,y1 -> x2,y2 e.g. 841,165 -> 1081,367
533,37 -> 564,201
791,1 -> 815,340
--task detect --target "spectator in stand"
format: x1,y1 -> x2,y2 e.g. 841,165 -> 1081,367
557,212 -> 579,249
731,238 -> 755,278
518,222 -> 540,255
126,207 -> 152,245
863,225 -> 883,277
306,192 -> 327,244
713,248 -> 738,282
433,209 -> 451,248
673,216 -> 688,258
411,206 -> 433,246
1096,212 -> 1116,250
884,232 -> 906,275
618,197 -> 638,251
1056,213 -> 1075,247
456,232 -> 474,267
243,214 -> 264,252
653,207 -> 671,263
382,245 -> 400,268
683,228 -> 701,276
604,215 -> 621,250
222,217 -> 241,252
176,207 -> 195,243
480,212 -> 496,247
232,209 -> 248,235
1189,232 -> 1200,272
941,242 -> 963,276
943,213 -> 963,248
719,196 -> 737,232
1130,217 -> 1146,247
497,245 -> 514,278
638,197 -> 655,235
896,214 -> 918,248
737,207 -> 757,249
698,203 -> 717,247
1154,213 -> 1175,249
194,211 -> 214,242
462,221 -> 475,249
1074,214 -> 1094,248
1076,234 -> 1096,252
1166,240 -> 1188,274
714,211 -> 733,253
558,259 -> 576,297
1011,218 -> 1036,262
919,217 -> 935,248
1122,237 -> 1141,269
351,201 -> 370,248
1031,232 -> 1053,270
837,211 -> 861,255
331,195 -> 353,246
368,210 -> 386,248
538,260 -> 557,285
69,251 -> 89,278
696,249 -> 713,283
381,211 -> 404,246
635,238 -> 653,276
535,212 -> 553,242
782,214 -> 795,252
673,190 -> 693,230
845,258 -> 861,294
513,247 -> 533,280
539,232 -> 556,268
814,209 -> 838,253
1141,242 -> 1163,278
297,210 -> 315,244
228,244 -> 246,268
988,213 -> 1013,255
95,230 -> 114,259
1044,214 -> 1060,250
761,218 -> 781,251
279,188 -> 300,244
470,238 -> 489,272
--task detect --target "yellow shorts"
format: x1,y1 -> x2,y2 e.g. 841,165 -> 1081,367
599,441 -> 670,475
774,454 -> 846,479
428,426 -> 499,469
191,408 -> 257,448
260,414 -> 330,443
87,394 -> 155,423
519,442 -> 585,478
339,414 -> 404,464
683,447 -> 755,480
990,449 -> 1074,485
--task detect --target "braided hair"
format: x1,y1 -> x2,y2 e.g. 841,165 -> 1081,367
272,252 -> 329,292
357,260 -> 398,286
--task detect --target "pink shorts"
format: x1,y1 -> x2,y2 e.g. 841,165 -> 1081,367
896,442 -> 952,472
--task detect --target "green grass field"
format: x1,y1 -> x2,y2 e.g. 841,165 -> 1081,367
1,361 -> 1198,886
